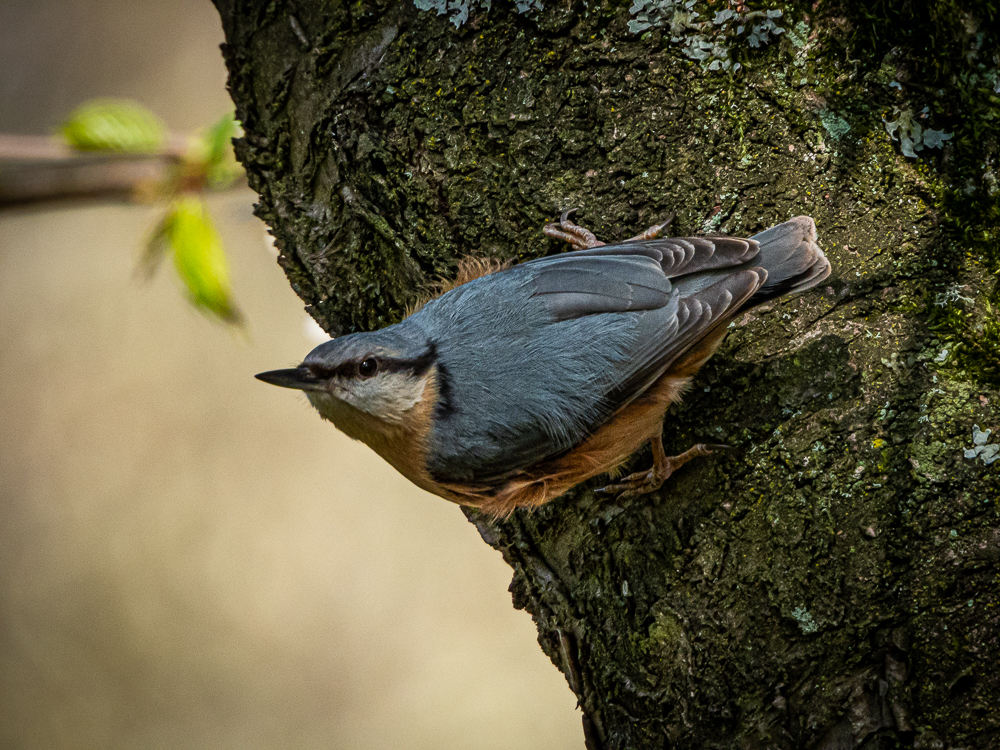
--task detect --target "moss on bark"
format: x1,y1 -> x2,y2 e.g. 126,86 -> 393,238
214,1 -> 999,747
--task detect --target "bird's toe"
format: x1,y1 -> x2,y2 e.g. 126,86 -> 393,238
595,469 -> 665,499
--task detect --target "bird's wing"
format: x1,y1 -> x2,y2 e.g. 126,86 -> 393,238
521,237 -> 759,321
527,241 -> 765,437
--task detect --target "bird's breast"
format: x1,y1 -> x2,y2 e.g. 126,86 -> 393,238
308,373 -> 448,499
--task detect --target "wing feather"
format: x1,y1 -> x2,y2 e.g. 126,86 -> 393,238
586,268 -> 765,426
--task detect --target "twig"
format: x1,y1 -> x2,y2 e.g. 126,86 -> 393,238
0,133 -> 237,209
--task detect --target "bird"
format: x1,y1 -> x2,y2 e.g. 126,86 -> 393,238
257,212 -> 831,518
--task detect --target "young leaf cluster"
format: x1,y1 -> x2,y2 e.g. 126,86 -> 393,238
57,100 -> 246,327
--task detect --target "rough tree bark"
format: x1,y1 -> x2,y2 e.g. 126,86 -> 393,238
212,1 -> 1000,747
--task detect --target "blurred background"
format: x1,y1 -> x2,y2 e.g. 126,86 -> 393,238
0,1 -> 580,748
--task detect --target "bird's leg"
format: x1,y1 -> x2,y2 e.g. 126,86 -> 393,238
596,435 -> 729,500
542,208 -> 605,250
543,209 -> 676,250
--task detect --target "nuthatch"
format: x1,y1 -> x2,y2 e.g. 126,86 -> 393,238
258,213 -> 831,517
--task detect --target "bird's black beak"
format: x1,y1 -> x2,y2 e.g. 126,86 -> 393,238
255,367 -> 325,392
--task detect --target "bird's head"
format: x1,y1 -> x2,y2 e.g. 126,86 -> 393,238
256,326 -> 436,427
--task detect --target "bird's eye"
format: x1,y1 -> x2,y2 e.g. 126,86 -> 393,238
358,358 -> 379,378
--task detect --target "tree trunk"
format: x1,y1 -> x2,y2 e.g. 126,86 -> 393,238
212,1 -> 1000,747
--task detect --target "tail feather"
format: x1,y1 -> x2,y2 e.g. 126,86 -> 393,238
748,215 -> 831,305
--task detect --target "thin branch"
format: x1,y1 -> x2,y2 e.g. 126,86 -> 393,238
0,156 -> 174,208
0,133 -> 236,209
0,134 -> 75,161
0,133 -> 188,161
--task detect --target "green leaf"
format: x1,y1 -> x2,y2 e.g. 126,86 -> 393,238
60,99 -> 166,153
157,196 -> 244,325
190,112 -> 243,188
204,112 -> 238,168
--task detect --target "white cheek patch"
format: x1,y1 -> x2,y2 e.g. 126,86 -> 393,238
343,373 -> 427,423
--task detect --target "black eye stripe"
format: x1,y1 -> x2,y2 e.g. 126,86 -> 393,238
305,362 -> 355,380
304,345 -> 437,380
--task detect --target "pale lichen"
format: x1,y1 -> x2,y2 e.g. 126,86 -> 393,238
627,0 -> 784,71
964,424 -> 999,465
819,110 -> 851,141
934,283 -> 975,308
412,0 -> 541,28
790,606 -> 819,634
883,106 -> 954,159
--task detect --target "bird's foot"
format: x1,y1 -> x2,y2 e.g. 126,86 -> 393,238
543,208 -> 604,250
543,209 -> 676,250
595,467 -> 666,501
595,441 -> 730,500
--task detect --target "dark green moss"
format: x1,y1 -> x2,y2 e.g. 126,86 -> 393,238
825,0 -> 1000,386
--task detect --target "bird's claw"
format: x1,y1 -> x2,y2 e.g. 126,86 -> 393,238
543,210 -> 677,251
543,208 -> 604,250
594,442 -> 732,500
624,212 -> 676,242
595,469 -> 665,500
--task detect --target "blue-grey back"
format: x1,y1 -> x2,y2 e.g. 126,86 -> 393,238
409,265 -> 668,483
